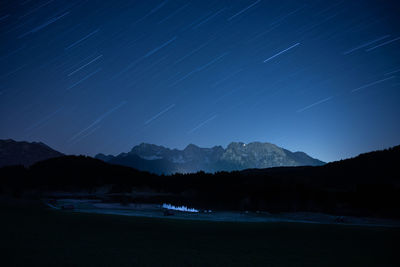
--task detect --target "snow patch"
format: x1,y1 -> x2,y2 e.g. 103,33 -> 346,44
172,155 -> 186,163
139,155 -> 163,160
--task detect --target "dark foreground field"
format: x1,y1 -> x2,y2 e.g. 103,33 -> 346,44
1,201 -> 399,267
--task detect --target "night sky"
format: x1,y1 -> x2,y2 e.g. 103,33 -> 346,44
1,0 -> 400,162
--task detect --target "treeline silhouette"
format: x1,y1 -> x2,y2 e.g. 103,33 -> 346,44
1,146 -> 399,218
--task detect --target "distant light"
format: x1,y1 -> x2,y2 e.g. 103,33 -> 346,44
162,203 -> 199,213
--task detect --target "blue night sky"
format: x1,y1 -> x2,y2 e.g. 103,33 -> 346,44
1,0 -> 400,162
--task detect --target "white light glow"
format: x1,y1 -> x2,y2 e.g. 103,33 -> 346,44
162,203 -> 199,212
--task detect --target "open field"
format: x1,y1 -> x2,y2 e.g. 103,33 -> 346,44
1,201 -> 399,267
45,198 -> 400,227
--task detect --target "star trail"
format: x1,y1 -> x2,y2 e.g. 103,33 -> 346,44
1,0 -> 400,162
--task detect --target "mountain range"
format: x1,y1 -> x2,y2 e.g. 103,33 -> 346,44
0,139 -> 324,174
1,143 -> 399,218
0,139 -> 64,168
95,142 -> 325,174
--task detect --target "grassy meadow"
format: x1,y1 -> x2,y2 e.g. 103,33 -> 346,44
1,201 -> 399,266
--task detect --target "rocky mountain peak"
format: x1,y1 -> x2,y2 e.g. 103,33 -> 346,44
183,143 -> 200,152
0,139 -> 64,167
95,141 -> 325,174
